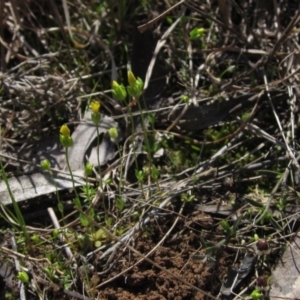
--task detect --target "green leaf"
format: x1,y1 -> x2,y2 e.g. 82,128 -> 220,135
189,27 -> 206,40
80,214 -> 89,227
116,197 -> 125,211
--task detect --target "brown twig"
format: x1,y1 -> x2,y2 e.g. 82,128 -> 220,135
138,0 -> 185,33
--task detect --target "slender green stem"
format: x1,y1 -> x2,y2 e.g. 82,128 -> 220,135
137,97 -> 153,164
0,158 -> 29,245
116,144 -> 123,196
65,148 -> 81,208
96,126 -> 103,190
47,170 -> 64,220
127,106 -> 139,171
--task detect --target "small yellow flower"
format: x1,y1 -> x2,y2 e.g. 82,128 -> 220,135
128,71 -> 136,87
90,101 -> 100,113
60,124 -> 70,137
59,124 -> 73,148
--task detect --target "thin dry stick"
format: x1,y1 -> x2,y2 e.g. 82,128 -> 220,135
232,279 -> 256,300
138,0 -> 186,33
143,7 -> 185,91
267,10 -> 300,62
166,104 -> 189,132
33,275 -> 94,300
0,205 -> 53,233
10,235 -> 26,300
253,158 -> 294,225
252,73 -> 300,224
47,207 -> 76,263
1,246 -> 52,264
193,98 -> 259,174
263,72 -> 299,169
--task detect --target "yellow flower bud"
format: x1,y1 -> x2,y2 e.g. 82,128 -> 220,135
90,101 -> 100,113
90,101 -> 101,125
60,124 -> 70,138
127,76 -> 143,99
112,81 -> 119,90
59,124 -> 73,148
128,71 -> 136,87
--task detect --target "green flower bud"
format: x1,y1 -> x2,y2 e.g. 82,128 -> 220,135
84,163 -> 93,177
128,71 -> 136,86
41,159 -> 51,171
60,135 -> 73,148
91,112 -> 101,125
108,127 -> 118,142
112,81 -> 127,101
127,75 -> 143,99
250,289 -> 263,300
52,229 -> 60,238
17,271 -> 29,283
189,27 -> 206,40
135,169 -> 144,181
31,234 -> 39,243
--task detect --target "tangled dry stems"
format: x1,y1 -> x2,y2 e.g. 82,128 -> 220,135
0,0 -> 300,299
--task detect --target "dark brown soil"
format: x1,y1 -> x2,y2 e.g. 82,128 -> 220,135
93,216 -> 232,300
